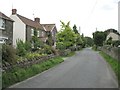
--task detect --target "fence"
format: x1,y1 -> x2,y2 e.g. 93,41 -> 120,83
2,54 -> 56,72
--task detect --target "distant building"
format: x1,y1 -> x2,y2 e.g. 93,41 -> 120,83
0,12 -> 14,44
42,24 -> 57,48
105,29 -> 120,41
10,9 -> 46,47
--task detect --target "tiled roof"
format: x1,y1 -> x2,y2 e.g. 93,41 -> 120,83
17,14 -> 44,30
42,24 -> 55,31
0,12 -> 14,21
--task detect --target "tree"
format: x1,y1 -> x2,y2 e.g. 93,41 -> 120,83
85,37 -> 94,47
81,33 -> 86,47
76,34 -> 83,46
56,21 -> 76,50
93,31 -> 107,46
73,24 -> 79,34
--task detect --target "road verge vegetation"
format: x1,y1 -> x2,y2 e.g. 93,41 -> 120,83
2,57 -> 64,89
99,51 -> 120,85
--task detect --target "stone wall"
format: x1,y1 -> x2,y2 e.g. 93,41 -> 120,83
2,54 -> 55,72
100,46 -> 120,61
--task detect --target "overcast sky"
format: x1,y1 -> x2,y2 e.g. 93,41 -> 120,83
0,0 -> 119,37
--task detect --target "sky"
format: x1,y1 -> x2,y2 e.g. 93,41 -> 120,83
0,0 -> 119,37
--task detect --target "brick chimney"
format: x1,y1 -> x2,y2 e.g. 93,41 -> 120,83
34,17 -> 40,23
12,9 -> 17,15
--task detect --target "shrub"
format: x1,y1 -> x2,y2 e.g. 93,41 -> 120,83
25,53 -> 41,59
112,40 -> 120,47
24,41 -> 32,51
2,44 -> 17,64
43,45 -> 53,54
16,40 -> 26,56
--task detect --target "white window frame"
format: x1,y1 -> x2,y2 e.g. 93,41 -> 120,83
31,28 -> 34,36
37,30 -> 39,37
0,18 -> 5,30
42,31 -> 44,37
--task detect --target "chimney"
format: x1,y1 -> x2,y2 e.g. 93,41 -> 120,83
34,17 -> 40,23
12,9 -> 17,15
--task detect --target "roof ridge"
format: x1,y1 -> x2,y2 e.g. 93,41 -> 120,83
0,12 -> 14,21
17,14 -> 34,22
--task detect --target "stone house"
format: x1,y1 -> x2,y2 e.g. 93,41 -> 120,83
0,12 -> 14,45
10,9 -> 47,47
42,24 -> 57,48
105,29 -> 120,41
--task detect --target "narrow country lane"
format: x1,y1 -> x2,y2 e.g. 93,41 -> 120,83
9,48 -> 118,88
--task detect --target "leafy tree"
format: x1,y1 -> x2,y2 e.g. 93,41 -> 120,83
85,37 -> 94,47
93,31 -> 107,47
76,34 -> 83,46
73,24 -> 79,34
56,21 -> 76,50
81,33 -> 86,47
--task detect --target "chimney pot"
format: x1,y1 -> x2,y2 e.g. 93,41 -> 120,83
34,17 -> 40,23
12,9 -> 17,15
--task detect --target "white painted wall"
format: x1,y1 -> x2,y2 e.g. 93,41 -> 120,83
107,32 -> 119,41
10,15 -> 26,47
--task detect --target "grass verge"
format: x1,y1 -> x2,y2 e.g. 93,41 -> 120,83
66,51 -> 75,57
2,56 -> 64,89
99,51 -> 120,85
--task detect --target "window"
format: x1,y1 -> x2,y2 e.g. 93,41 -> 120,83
37,31 -> 39,37
31,28 -> 34,36
42,31 -> 44,37
0,18 -> 5,29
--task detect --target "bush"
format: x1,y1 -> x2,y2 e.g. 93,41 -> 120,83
43,45 -> 53,54
25,52 -> 41,59
112,40 -> 120,47
2,44 -> 17,64
16,40 -> 26,56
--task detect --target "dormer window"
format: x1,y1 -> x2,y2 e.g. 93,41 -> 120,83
0,18 -> 5,29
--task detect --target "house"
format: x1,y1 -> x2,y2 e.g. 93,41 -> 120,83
10,9 -> 46,47
0,12 -> 14,44
42,24 -> 57,48
105,29 -> 120,41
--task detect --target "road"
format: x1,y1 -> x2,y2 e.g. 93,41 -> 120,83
9,48 -> 118,88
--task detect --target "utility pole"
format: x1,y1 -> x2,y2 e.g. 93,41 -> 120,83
96,27 -> 97,31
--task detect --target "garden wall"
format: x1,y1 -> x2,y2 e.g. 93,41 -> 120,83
2,54 -> 56,72
99,46 -> 120,61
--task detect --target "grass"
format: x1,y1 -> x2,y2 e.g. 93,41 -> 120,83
65,51 -> 75,57
99,51 -> 120,85
2,56 -> 64,89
